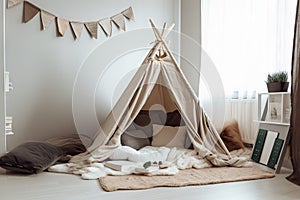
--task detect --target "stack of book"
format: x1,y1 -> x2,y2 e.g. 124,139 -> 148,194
251,129 -> 284,169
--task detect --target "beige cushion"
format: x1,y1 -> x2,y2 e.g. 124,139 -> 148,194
151,124 -> 187,148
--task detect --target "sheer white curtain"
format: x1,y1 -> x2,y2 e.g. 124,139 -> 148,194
200,0 -> 297,143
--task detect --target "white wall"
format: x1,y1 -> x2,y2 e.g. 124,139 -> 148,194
180,1 -> 226,131
5,0 -> 180,149
180,0 -> 201,95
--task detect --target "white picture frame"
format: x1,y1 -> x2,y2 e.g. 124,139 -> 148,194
268,94 -> 282,123
269,102 -> 281,122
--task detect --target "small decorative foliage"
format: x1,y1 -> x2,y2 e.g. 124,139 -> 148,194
266,71 -> 288,83
265,71 -> 289,92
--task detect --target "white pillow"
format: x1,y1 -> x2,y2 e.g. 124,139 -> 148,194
128,146 -> 170,163
109,146 -> 138,160
151,124 -> 187,148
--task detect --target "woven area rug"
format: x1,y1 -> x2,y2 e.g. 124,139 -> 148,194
99,167 -> 275,192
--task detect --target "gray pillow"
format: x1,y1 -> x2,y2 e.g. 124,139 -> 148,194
121,129 -> 150,150
46,134 -> 92,156
0,142 -> 64,174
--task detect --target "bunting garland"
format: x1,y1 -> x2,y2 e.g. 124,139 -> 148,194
122,6 -> 135,21
23,1 -> 39,23
70,22 -> 83,39
99,18 -> 113,37
111,13 -> 126,31
85,22 -> 98,39
40,10 -> 55,30
56,18 -> 69,37
7,0 -> 23,8
7,0 -> 134,41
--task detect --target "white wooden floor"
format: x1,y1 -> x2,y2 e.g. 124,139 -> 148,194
0,168 -> 299,200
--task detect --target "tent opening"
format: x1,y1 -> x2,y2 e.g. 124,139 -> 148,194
121,83 -> 192,150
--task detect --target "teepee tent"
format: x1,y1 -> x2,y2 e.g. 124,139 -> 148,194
70,20 -> 243,167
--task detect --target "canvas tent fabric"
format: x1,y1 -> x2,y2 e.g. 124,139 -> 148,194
69,20 -> 247,168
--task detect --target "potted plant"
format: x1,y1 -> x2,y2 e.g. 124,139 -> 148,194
265,71 -> 289,92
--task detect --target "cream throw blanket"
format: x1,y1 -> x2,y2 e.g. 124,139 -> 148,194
48,146 -> 252,180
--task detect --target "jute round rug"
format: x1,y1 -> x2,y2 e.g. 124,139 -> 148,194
99,167 -> 275,192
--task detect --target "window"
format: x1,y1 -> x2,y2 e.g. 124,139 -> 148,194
201,0 -> 297,97
200,0 -> 297,142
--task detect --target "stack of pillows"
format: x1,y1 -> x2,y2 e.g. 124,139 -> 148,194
121,109 -> 191,150
0,134 -> 92,174
122,110 -> 245,153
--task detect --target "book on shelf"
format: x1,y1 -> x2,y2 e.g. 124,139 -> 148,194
251,129 -> 284,169
5,131 -> 14,135
104,160 -> 137,171
251,129 -> 268,162
267,138 -> 284,169
259,131 -> 278,165
5,116 -> 12,121
5,123 -> 12,129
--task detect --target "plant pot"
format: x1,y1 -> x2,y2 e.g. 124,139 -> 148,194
281,82 -> 289,92
267,82 -> 289,92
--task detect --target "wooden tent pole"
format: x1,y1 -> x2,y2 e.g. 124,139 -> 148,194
162,23 -> 175,38
149,19 -> 162,41
161,22 -> 167,37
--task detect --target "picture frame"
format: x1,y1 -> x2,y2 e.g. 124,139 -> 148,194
269,102 -> 281,122
268,94 -> 282,123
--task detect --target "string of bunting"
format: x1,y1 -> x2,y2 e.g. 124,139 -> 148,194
7,0 -> 134,40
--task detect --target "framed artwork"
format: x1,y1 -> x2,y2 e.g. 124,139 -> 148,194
269,102 -> 281,122
268,94 -> 282,123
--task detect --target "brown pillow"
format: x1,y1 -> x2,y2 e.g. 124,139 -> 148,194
220,120 -> 245,152
165,110 -> 185,126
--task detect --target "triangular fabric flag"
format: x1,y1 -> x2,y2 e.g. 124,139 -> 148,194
122,7 -> 134,21
56,18 -> 69,37
23,1 -> 40,23
7,0 -> 23,8
111,13 -> 126,31
85,22 -> 98,39
40,10 -> 55,30
99,18 -> 112,37
70,22 -> 83,40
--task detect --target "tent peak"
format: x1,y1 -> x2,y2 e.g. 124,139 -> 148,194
149,19 -> 175,41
